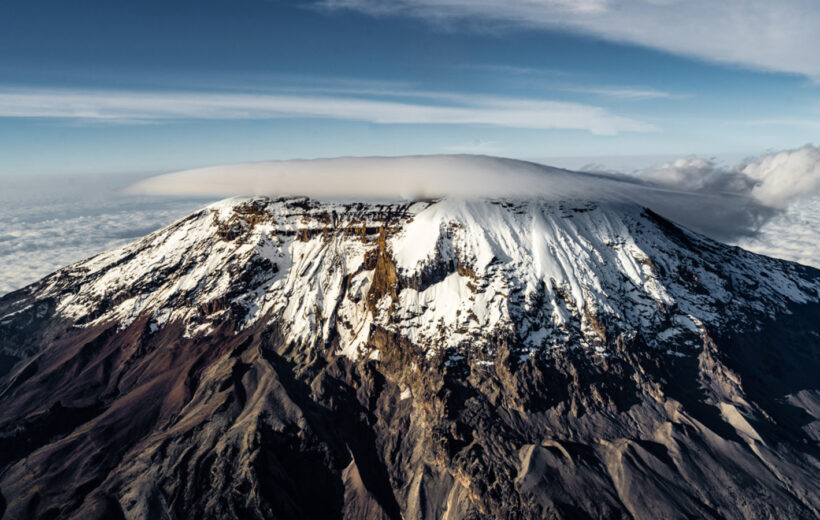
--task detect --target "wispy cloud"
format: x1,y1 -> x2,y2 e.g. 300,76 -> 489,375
318,0 -> 820,80
454,64 -> 682,99
455,64 -> 574,77
0,87 -> 656,134
570,86 -> 685,100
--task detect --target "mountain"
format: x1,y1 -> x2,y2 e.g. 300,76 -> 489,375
1,194 -> 819,519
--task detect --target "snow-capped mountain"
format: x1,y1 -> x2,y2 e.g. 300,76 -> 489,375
12,196 -> 818,361
1,192 -> 819,519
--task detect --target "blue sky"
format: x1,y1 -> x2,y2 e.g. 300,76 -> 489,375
1,0 -> 819,177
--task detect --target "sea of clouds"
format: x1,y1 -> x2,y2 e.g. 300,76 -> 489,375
1,146 -> 818,295
0,175 -> 212,295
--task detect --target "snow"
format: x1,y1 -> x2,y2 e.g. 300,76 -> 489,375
21,193 -> 820,367
383,199 -> 690,355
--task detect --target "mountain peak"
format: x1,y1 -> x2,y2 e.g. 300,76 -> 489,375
1,195 -> 819,519
6,196 -> 817,364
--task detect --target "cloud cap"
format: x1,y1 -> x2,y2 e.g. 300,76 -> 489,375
127,153 -> 791,242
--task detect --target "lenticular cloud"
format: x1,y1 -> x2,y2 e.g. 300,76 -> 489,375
127,155 -> 649,202
126,147 -> 820,244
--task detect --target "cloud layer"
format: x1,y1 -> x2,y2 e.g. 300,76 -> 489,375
319,0 -> 820,79
0,87 -> 654,134
737,196 -> 820,268
0,180 -> 210,295
127,152 -> 809,243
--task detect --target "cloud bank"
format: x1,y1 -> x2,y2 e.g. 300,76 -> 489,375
0,178 -> 211,295
127,149 -> 820,245
743,146 -> 820,208
639,145 -> 820,209
0,87 -> 654,134
318,0 -> 820,80
737,196 -> 820,269
630,145 -> 820,263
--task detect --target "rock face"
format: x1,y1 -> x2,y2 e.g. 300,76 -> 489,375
0,196 -> 819,520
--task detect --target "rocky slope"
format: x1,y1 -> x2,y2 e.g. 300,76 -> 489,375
0,195 -> 819,519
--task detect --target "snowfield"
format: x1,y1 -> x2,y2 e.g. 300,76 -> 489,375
8,193 -> 818,367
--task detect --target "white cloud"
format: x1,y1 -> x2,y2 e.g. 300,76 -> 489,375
631,145 -> 820,265
743,146 -> 820,208
570,86 -> 682,100
125,154 -> 776,241
127,147 -> 820,254
126,155 -> 599,200
0,87 -> 655,134
640,156 -> 755,193
319,0 -> 820,79
639,145 -> 820,209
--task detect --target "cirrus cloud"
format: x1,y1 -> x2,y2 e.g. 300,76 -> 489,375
0,87 -> 656,135
318,0 -> 820,80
